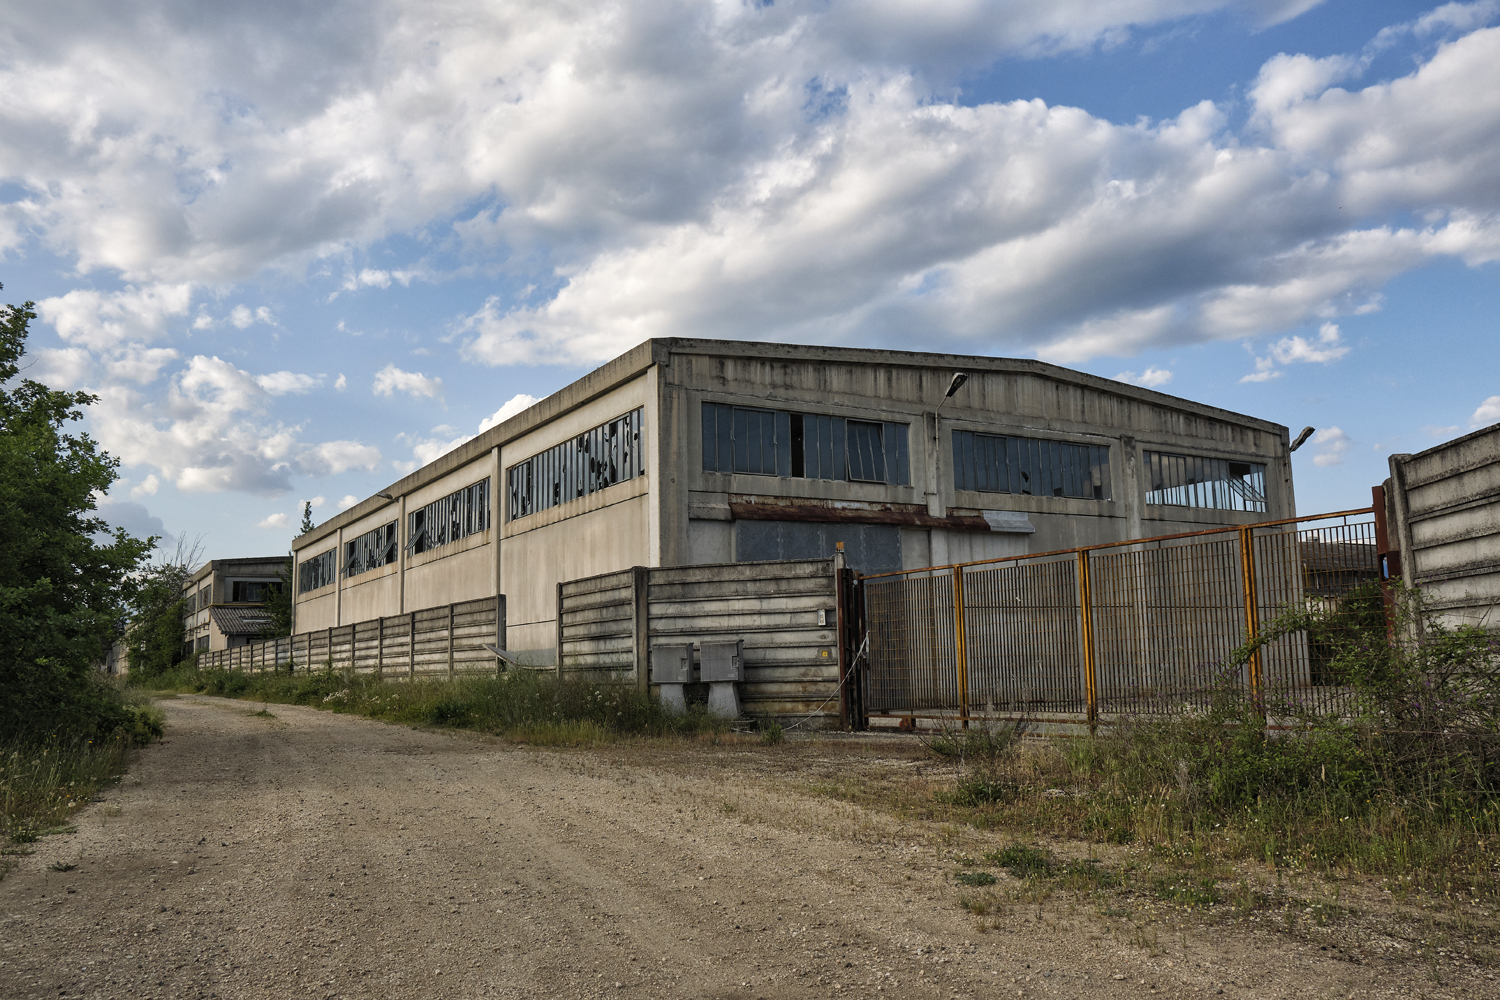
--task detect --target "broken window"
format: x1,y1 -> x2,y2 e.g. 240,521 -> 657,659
951,431 -> 1112,500
1144,451 -> 1267,512
702,403 -> 909,485
409,479 -> 491,553
297,550 -> 336,594
507,407 -> 645,521
230,580 -> 278,603
345,521 -> 399,577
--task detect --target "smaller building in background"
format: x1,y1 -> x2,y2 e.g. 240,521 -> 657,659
181,556 -> 287,655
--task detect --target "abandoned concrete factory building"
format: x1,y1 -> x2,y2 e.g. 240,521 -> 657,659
290,339 -> 1296,664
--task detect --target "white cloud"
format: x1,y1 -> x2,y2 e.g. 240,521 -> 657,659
373,363 -> 443,402
334,373 -> 347,391
28,346 -> 94,389
130,474 -> 160,498
7,1 -> 1500,379
255,371 -> 323,395
86,356 -> 381,496
478,393 -> 541,432
1241,322 -> 1348,382
337,494 -> 360,510
397,394 -> 543,470
1113,367 -> 1173,388
1311,426 -> 1351,467
1472,395 -> 1500,427
257,512 -> 291,529
36,284 -> 193,351
308,496 -> 326,509
106,345 -> 181,385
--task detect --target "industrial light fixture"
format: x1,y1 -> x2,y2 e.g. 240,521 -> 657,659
1289,426 -> 1315,452
376,491 -> 394,500
944,372 -> 969,398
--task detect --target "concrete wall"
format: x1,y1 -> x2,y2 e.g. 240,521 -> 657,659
1388,423 -> 1500,629
557,558 -> 844,727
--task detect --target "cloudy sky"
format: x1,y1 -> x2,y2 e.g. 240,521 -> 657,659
3,0 -> 1498,558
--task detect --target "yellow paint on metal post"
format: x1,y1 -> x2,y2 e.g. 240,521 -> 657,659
1239,526 -> 1263,716
1077,549 -> 1098,733
952,565 -> 969,728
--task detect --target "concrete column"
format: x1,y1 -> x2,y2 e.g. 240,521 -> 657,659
924,410 -> 943,519
397,493 -> 408,614
646,362 -> 668,567
1119,435 -> 1143,541
491,444 -> 503,605
334,525 -> 345,626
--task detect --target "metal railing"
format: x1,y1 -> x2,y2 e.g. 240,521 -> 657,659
861,508 -> 1380,727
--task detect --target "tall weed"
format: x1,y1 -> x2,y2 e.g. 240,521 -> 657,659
139,663 -> 729,741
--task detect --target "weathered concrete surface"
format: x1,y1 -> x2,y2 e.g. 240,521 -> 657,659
1389,422 -> 1500,628
2,697 -> 1487,1000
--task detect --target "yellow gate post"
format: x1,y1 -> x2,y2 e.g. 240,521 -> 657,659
1238,526 -> 1264,717
952,566 -> 969,729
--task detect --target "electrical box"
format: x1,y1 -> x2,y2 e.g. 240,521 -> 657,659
649,644 -> 693,684
699,639 -> 744,683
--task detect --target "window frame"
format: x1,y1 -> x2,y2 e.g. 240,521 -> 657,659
951,429 -> 1112,501
702,402 -> 909,486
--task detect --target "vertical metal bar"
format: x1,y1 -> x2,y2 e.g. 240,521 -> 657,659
952,565 -> 969,728
376,616 -> 384,680
1239,526 -> 1263,715
408,611 -> 416,680
447,603 -> 455,679
1077,549 -> 1098,733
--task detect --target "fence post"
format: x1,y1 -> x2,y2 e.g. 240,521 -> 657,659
555,582 -> 565,679
1239,526 -> 1264,716
447,603 -> 455,680
1077,549 -> 1098,734
495,594 -> 507,678
631,567 -> 649,695
952,566 -> 969,729
408,611 -> 416,680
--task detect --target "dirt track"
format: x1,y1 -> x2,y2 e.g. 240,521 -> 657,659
0,696 -> 1490,999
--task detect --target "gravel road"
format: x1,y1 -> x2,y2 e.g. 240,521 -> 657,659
0,695 -> 1488,999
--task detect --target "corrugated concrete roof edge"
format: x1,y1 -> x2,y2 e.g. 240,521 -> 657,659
185,555 -> 291,587
293,337 -> 1288,549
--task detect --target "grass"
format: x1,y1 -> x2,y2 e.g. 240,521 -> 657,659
0,697 -> 160,872
137,662 -> 733,743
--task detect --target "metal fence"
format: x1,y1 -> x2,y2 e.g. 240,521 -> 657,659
195,597 -> 505,679
861,508 -> 1380,727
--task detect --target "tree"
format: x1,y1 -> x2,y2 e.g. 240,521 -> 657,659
123,539 -> 199,679
260,556 -> 294,639
0,289 -> 153,737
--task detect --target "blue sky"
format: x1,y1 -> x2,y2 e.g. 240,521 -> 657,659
2,0 -> 1497,559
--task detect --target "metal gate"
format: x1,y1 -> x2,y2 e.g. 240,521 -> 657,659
856,507 -> 1382,729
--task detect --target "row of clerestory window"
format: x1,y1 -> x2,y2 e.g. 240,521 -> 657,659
298,479 -> 492,592
701,403 -> 911,486
507,408 -> 645,521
